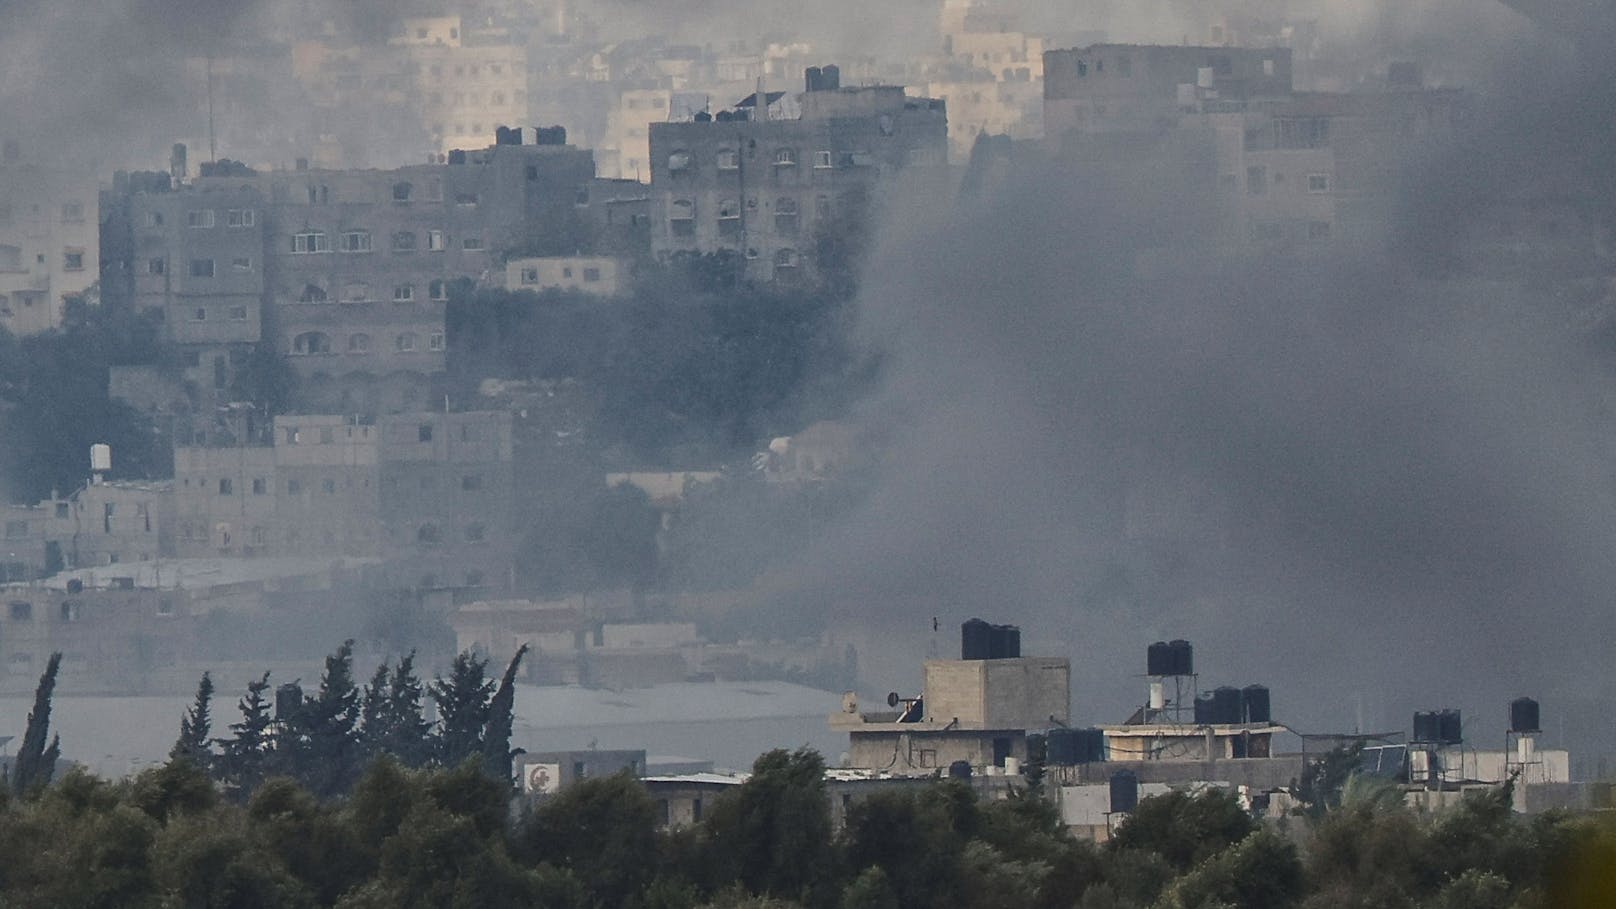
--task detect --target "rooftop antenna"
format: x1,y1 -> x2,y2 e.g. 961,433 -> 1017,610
206,55 -> 218,164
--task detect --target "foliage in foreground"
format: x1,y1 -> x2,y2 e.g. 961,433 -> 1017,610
2,737 -> 1616,909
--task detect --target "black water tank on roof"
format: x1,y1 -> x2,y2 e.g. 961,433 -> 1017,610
1242,685 -> 1271,724
1438,709 -> 1462,745
1510,698 -> 1540,735
1194,692 -> 1216,725
1412,711 -> 1437,743
1212,686 -> 1242,725
1075,727 -> 1106,763
1109,770 -> 1139,813
1045,728 -> 1079,765
1147,641 -> 1172,676
823,64 -> 841,90
1168,640 -> 1194,676
805,66 -> 822,91
992,623 -> 1021,659
275,682 -> 302,721
962,618 -> 994,660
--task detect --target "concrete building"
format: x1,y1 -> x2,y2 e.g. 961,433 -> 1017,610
0,150 -> 98,337
648,67 -> 948,282
832,620 -> 1070,774
0,556 -> 377,694
505,255 -> 627,296
181,136 -> 594,413
601,88 -> 709,181
1043,45 -> 1295,138
170,410 -> 516,592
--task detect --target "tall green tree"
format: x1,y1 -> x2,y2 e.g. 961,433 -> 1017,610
481,644 -> 529,785
9,652 -> 62,797
288,640 -> 362,798
430,651 -> 493,768
216,672 -> 274,799
169,671 -> 215,772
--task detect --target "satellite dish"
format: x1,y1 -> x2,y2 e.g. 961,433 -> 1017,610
887,691 -> 901,708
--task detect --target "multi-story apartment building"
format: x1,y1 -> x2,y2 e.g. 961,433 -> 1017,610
601,89 -> 710,181
1043,45 -> 1295,138
0,145 -> 98,337
172,135 -> 595,413
648,67 -> 948,281
170,410 -> 515,592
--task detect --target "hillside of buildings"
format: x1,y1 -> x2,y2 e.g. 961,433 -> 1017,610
4,0 -> 1616,824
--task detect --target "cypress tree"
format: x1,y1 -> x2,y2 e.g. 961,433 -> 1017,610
10,652 -> 62,797
216,671 -> 273,799
169,671 -> 215,771
292,639 -> 361,797
481,644 -> 529,784
430,651 -> 493,767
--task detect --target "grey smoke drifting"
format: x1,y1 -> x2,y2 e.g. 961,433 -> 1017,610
773,16 -> 1616,760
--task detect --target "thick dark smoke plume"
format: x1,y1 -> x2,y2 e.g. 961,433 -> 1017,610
770,7 -> 1616,761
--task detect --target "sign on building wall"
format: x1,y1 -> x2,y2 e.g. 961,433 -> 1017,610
523,762 -> 561,795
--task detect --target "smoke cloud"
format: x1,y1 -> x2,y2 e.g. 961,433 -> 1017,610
766,4 -> 1616,761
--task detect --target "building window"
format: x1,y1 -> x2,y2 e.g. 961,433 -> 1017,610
814,150 -> 833,168
191,307 -> 207,321
59,601 -> 80,622
669,199 -> 696,236
396,332 -> 418,352
417,524 -> 442,545
1307,174 -> 1331,193
562,267 -> 573,278
188,209 -> 215,228
717,198 -> 741,237
1246,165 -> 1266,195
287,478 -> 303,494
226,209 -> 255,227
9,601 -> 33,621
427,229 -> 446,251
667,151 -> 691,173
339,230 -> 372,253
392,231 -> 417,252
291,231 -> 328,253
462,474 -> 482,490
392,181 -> 413,202
462,236 -> 483,250
219,478 -> 233,495
774,197 -> 799,234
147,258 -> 165,275
298,283 -> 328,303
429,279 -> 449,301
455,193 -> 479,206
349,333 -> 371,353
774,147 -> 797,166
582,267 -> 601,282
63,249 -> 85,271
342,282 -> 370,303
252,478 -> 267,494
229,306 -> 248,320
429,332 -> 444,351
61,202 -> 84,221
322,478 -> 336,494
520,267 -> 539,284
716,148 -> 740,170
393,284 -> 415,302
774,248 -> 800,271
292,331 -> 332,354
1309,220 -> 1333,240
189,258 -> 215,278
418,423 -> 433,442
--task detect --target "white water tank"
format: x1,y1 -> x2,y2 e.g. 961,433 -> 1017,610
1004,757 -> 1021,776
90,443 -> 112,473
